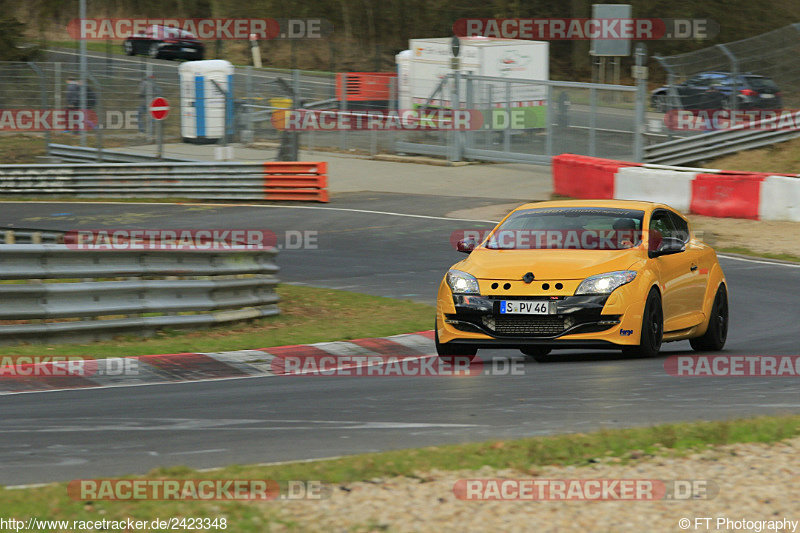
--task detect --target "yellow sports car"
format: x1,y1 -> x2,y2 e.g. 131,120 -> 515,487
436,200 -> 728,361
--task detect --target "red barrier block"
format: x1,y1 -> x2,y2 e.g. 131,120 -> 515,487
690,173 -> 765,220
552,154 -> 640,199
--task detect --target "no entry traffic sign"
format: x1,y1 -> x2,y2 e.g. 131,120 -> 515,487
149,97 -> 170,121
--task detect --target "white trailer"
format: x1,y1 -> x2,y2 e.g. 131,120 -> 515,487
397,37 -> 549,128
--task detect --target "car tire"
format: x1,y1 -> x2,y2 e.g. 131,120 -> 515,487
149,43 -> 160,59
520,346 -> 555,362
690,284 -> 728,352
622,289 -> 663,358
123,41 -> 134,56
652,94 -> 668,113
435,321 -> 477,362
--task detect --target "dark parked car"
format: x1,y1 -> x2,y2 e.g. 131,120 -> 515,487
123,25 -> 204,60
651,72 -> 782,112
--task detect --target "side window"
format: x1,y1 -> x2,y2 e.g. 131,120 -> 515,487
668,212 -> 690,243
649,211 -> 676,251
649,211 -> 675,238
686,75 -> 704,87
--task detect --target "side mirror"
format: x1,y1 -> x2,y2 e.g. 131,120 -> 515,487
649,236 -> 685,258
456,238 -> 477,254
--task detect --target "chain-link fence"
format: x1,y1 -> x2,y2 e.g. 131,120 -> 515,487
2,51 -> 656,163
653,23 -> 800,122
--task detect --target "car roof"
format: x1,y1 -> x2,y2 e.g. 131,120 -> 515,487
512,199 -> 675,213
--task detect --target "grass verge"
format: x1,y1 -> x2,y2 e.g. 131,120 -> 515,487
718,246 -> 800,263
0,285 -> 435,357
2,414 -> 800,530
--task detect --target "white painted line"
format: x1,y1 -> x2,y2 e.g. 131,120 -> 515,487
717,253 -> 800,268
3,201 -> 500,224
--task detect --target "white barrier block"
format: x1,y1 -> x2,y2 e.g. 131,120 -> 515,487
614,166 -> 696,213
759,175 -> 800,222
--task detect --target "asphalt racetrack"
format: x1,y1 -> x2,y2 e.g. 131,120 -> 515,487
1,195 -> 798,486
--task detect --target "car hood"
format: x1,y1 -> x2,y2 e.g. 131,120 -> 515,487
458,248 -> 642,280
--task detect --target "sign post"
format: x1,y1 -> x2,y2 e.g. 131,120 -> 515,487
149,96 -> 170,160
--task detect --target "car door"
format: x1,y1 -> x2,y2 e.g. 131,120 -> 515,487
680,74 -> 710,109
649,210 -> 702,332
668,210 -> 707,322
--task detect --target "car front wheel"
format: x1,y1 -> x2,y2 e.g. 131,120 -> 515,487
435,321 -> 477,362
622,289 -> 663,358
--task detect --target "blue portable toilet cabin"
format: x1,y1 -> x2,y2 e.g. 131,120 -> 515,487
179,60 -> 234,144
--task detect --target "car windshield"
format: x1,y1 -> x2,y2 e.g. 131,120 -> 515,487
485,207 -> 645,250
742,76 -> 779,91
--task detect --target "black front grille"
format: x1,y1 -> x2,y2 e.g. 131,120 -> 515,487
482,315 -> 566,336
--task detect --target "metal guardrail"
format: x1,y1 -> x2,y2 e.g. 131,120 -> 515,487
1,229 -> 64,244
644,117 -> 800,165
48,144 -> 198,163
0,161 -> 329,201
0,245 -> 280,345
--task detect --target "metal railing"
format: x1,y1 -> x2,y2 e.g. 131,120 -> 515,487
0,245 -> 280,345
644,115 -> 800,165
48,144 -> 197,163
0,161 -> 328,201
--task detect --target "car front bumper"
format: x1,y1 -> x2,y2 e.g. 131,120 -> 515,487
436,282 -> 648,349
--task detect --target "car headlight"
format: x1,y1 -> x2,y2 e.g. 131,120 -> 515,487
446,269 -> 480,294
575,271 -> 637,295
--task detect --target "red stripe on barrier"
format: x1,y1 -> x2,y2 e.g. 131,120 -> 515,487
552,154 -> 640,199
690,173 -> 765,220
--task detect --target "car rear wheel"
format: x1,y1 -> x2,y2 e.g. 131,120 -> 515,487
149,43 -> 160,59
435,321 -> 477,362
622,289 -> 663,358
520,346 -> 555,363
690,284 -> 728,352
652,94 -> 668,113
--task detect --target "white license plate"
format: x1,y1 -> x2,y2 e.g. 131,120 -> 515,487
182,48 -> 194,52
500,300 -> 550,314
761,94 -> 775,99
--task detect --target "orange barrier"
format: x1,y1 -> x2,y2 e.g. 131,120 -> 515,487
263,162 -> 328,202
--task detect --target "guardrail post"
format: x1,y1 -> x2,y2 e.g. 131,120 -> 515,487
717,44 -> 739,112
634,43 -> 647,163
27,62 -> 50,158
545,84 -> 554,158
88,72 -> 103,162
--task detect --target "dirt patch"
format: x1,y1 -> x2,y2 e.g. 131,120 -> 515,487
270,437 -> 800,532
688,215 -> 800,258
